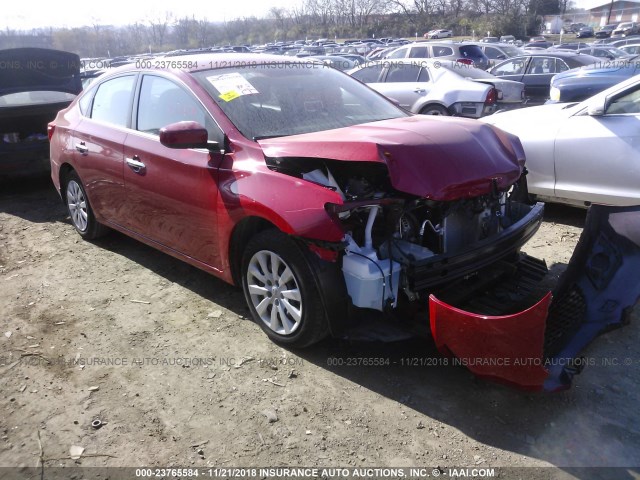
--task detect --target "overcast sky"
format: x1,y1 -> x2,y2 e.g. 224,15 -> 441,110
1,0 -> 303,30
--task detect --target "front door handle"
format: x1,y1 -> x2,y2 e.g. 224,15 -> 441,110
126,156 -> 146,173
75,142 -> 88,154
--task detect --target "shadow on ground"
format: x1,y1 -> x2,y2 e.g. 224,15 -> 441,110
3,184 -> 638,476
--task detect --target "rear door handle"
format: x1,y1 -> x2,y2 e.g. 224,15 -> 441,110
75,142 -> 88,154
414,88 -> 426,94
126,156 -> 146,173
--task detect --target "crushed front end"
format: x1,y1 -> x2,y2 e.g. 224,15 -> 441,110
259,117 -> 639,391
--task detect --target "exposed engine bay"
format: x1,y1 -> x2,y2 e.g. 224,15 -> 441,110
267,157 -> 544,313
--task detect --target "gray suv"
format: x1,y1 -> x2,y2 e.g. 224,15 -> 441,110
384,42 -> 489,70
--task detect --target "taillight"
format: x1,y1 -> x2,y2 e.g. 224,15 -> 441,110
47,123 -> 55,142
485,88 -> 498,105
456,58 -> 474,65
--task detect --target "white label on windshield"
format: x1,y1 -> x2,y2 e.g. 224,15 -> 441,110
206,72 -> 258,102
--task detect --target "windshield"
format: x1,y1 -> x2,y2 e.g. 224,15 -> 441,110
194,63 -> 407,140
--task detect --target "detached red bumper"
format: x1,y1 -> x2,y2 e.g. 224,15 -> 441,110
429,293 -> 552,391
428,204 -> 640,392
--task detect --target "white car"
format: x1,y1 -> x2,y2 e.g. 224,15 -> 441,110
348,59 -> 524,117
428,29 -> 453,39
481,74 -> 640,207
618,43 -> 640,55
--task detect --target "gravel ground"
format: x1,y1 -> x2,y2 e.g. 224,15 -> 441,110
0,178 -> 638,479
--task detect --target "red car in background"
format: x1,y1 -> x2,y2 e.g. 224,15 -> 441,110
48,54 -> 640,391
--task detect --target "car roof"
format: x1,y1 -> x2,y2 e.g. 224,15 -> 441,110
517,51 -> 592,58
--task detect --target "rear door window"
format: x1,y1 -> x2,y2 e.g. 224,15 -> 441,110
90,75 -> 136,127
351,64 -> 385,83
387,47 -> 408,59
408,46 -> 429,58
459,45 -> 484,59
493,58 -> 527,75
433,46 -> 454,57
385,64 -> 421,82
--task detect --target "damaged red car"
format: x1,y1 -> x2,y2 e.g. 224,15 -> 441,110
49,55 -> 640,391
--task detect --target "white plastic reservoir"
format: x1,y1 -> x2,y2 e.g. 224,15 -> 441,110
342,253 -> 401,311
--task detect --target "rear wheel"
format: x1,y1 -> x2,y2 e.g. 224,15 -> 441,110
420,104 -> 450,116
241,230 -> 329,348
63,171 -> 109,240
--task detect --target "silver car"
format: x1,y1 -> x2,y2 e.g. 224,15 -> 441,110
384,42 -> 490,70
348,58 -> 524,117
481,74 -> 640,207
475,43 -> 524,68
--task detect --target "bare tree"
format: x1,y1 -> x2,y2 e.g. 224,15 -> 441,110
147,11 -> 173,49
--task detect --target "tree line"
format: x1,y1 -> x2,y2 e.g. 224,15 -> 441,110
1,0 -> 564,58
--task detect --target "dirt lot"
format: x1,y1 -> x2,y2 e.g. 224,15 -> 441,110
1,178 -> 639,478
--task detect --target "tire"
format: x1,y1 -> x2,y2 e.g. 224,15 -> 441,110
241,229 -> 329,348
420,104 -> 450,116
63,170 -> 109,240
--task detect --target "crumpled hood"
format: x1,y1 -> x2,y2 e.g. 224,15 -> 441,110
258,116 -> 525,201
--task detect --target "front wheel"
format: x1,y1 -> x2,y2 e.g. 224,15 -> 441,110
241,230 -> 329,348
63,171 -> 109,240
420,104 -> 450,116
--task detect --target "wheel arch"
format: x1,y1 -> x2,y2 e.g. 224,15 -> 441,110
230,216 -> 350,339
228,216 -> 279,287
58,163 -> 75,199
417,102 -> 451,115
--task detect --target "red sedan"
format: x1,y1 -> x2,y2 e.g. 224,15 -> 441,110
49,54 -> 633,391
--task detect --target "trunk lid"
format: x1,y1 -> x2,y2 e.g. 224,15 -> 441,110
0,48 -> 82,97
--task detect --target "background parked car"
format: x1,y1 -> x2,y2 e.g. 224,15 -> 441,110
1,48 -> 81,178
385,42 -> 489,69
499,35 -> 516,43
426,29 -> 453,39
576,26 -> 594,38
618,43 -> 640,55
547,42 -> 591,50
310,55 -> 357,70
524,40 -> 554,49
482,74 -> 640,207
576,27 -> 594,38
488,51 -> 600,104
438,62 -> 525,110
574,45 -> 633,60
348,58 -> 521,117
473,43 -> 523,67
563,23 -> 585,34
595,24 -> 618,38
612,22 -> 639,37
548,60 -> 640,103
609,35 -> 640,47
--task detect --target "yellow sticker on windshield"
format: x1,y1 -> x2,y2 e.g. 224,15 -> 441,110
220,90 -> 241,102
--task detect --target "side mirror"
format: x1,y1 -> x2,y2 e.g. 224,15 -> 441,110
160,121 -> 220,152
587,98 -> 607,116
